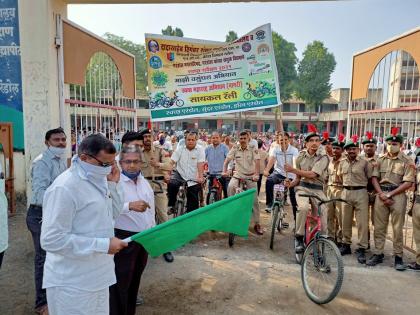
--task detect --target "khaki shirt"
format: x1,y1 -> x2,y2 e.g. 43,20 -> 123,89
141,144 -> 172,178
338,156 -> 372,187
327,158 -> 343,187
295,147 -> 329,186
227,144 -> 260,178
372,152 -> 415,185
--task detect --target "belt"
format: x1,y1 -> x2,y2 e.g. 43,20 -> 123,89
145,176 -> 165,181
344,186 -> 366,191
299,182 -> 324,191
380,184 -> 399,192
416,195 -> 420,204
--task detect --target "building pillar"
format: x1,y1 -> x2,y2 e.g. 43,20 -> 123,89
194,119 -> 199,129
326,121 -> 331,132
257,120 -> 263,133
217,119 -> 223,130
338,120 -> 344,134
296,121 -> 302,133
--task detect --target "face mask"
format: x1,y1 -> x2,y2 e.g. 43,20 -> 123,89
49,146 -> 66,158
159,138 -> 165,145
387,144 -> 400,154
79,159 -> 112,178
122,170 -> 141,180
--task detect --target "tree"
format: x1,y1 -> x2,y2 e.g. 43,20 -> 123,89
103,33 -> 147,96
161,26 -> 184,37
296,40 -> 336,122
225,31 -> 238,42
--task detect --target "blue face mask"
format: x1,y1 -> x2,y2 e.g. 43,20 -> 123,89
122,170 -> 141,180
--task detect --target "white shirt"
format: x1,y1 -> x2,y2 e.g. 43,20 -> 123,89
270,144 -> 299,180
171,145 -> 205,184
153,140 -> 172,152
115,174 -> 156,233
41,160 -> 124,291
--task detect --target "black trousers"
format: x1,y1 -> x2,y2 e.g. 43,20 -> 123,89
265,172 -> 298,220
0,251 -> 4,269
110,228 -> 148,315
257,174 -> 263,196
167,171 -> 202,212
26,205 -> 47,310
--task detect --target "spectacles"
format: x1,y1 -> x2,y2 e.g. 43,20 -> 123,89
87,154 -> 115,167
121,159 -> 142,165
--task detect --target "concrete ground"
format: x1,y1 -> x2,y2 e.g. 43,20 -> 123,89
1,191 -> 419,315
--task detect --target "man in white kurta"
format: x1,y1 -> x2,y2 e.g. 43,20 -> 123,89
41,134 -> 126,315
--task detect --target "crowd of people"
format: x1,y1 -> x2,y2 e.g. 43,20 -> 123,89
1,124 -> 420,315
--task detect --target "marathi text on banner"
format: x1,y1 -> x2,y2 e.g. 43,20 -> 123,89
145,24 -> 281,121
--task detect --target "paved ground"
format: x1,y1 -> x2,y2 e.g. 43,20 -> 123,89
1,191 -> 419,315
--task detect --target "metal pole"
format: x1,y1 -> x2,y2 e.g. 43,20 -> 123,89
55,14 -> 66,128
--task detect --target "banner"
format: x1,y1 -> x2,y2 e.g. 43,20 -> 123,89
145,24 -> 281,121
0,0 -> 23,149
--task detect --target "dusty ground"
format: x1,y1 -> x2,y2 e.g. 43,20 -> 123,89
1,190 -> 419,315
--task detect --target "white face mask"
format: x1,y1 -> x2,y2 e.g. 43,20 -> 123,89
79,159 -> 112,179
387,144 -> 400,154
49,146 -> 66,158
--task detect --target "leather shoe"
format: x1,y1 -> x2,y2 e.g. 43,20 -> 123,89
366,253 -> 384,266
254,224 -> 264,235
163,252 -> 174,263
394,256 -> 406,271
295,236 -> 304,254
355,248 -> 366,264
407,262 -> 420,272
339,244 -> 351,256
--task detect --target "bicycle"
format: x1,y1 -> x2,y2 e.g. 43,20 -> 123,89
296,193 -> 348,304
228,177 -> 248,247
173,179 -> 200,217
207,174 -> 224,205
269,181 -> 287,250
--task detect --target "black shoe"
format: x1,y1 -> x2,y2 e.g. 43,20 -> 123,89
366,254 -> 384,266
340,244 -> 351,256
136,295 -> 145,306
295,236 -> 304,254
163,252 -> 174,263
355,248 -> 366,264
407,262 -> 420,272
336,241 -> 343,249
394,256 -> 406,271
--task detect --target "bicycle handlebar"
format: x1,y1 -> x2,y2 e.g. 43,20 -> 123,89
298,193 -> 350,205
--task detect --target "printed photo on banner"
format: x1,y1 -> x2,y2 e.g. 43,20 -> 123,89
145,24 -> 281,121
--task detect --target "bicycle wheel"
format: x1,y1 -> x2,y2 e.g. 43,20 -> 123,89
175,99 -> 184,107
208,191 -> 217,205
174,200 -> 184,217
269,204 -> 280,250
301,238 -> 344,304
228,233 -> 235,247
243,92 -> 252,100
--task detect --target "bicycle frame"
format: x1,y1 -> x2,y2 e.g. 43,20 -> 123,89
209,175 -> 223,200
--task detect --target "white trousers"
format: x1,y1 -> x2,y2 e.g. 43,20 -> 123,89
46,286 -> 109,315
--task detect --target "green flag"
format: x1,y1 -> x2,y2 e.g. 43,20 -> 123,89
125,189 -> 256,257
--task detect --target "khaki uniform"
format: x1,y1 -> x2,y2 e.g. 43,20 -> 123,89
338,156 -> 372,249
141,144 -> 173,223
363,154 -> 378,244
295,147 -> 329,236
227,144 -> 261,224
326,157 -> 343,242
372,152 -> 415,257
412,162 -> 420,264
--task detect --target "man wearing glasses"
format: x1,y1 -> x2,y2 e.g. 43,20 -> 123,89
41,134 -> 126,315
284,125 -> 329,253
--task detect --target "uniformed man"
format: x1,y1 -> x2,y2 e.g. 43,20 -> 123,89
223,131 -> 262,235
139,128 -> 174,263
321,131 -> 335,158
326,134 -> 345,247
408,141 -> 420,271
361,131 -> 378,248
338,135 -> 372,264
367,128 -> 416,270
284,124 -> 329,253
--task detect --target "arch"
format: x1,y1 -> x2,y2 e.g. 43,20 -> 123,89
63,19 -> 135,99
351,27 -> 420,100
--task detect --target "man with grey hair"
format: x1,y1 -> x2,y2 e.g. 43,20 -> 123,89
41,134 -> 126,315
110,145 -> 155,315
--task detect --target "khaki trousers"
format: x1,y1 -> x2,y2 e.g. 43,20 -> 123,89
373,193 -> 407,257
412,203 -> 420,264
148,180 -> 168,224
228,178 -> 260,224
295,186 -> 327,236
341,188 -> 369,249
326,186 -> 343,242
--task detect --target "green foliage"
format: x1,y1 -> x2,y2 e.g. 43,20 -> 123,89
225,31 -> 238,42
103,32 -> 147,96
296,40 -> 336,119
161,26 -> 184,37
272,32 -> 298,103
